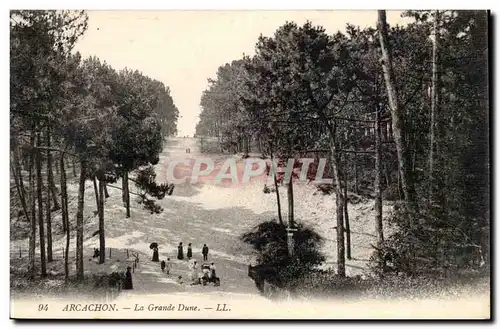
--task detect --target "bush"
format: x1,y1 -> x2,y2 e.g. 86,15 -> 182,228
369,203 -> 486,278
135,165 -> 169,199
241,220 -> 325,290
315,184 -> 334,195
290,269 -> 366,298
89,271 -> 126,289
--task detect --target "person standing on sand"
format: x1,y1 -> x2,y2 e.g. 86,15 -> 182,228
187,243 -> 193,260
152,246 -> 159,262
177,242 -> 184,260
191,260 -> 199,282
210,262 -> 216,279
202,244 -> 209,261
165,257 -> 172,274
124,266 -> 133,290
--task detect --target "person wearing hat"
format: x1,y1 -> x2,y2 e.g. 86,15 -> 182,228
202,244 -> 209,261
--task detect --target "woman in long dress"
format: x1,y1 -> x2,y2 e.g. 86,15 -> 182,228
210,262 -> 216,280
177,242 -> 184,260
187,243 -> 193,260
191,260 -> 198,282
124,266 -> 133,290
152,247 -> 159,262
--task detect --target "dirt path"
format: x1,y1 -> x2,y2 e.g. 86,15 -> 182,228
10,137 -> 389,298
108,137 -> 264,297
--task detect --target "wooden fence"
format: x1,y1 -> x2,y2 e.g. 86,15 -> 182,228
10,246 -> 140,265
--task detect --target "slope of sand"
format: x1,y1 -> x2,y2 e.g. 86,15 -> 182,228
10,137 -> 490,319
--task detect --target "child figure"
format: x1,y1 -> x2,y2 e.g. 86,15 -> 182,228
165,257 -> 172,274
177,275 -> 183,284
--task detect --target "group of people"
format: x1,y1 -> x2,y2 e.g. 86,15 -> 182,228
187,259 -> 218,285
151,242 -> 218,286
176,242 -> 210,261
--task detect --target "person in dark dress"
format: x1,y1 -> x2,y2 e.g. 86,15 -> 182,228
124,266 -> 133,290
202,244 -> 209,261
152,247 -> 159,262
187,243 -> 193,260
177,242 -> 184,260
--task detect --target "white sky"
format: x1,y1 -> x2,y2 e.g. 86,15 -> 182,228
73,10 -> 410,136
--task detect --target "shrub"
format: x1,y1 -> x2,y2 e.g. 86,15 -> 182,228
241,220 -> 325,290
369,202 -> 486,278
315,184 -> 334,195
89,271 -> 126,289
290,269 -> 367,298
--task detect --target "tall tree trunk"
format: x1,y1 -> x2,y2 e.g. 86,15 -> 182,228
327,124 -> 345,277
287,173 -> 295,257
383,161 -> 390,188
354,154 -> 359,194
60,155 -> 68,233
46,130 -> 60,211
93,177 -> 99,212
344,165 -> 351,260
60,154 -> 70,280
28,135 -> 36,277
72,157 -> 77,177
122,171 -> 131,218
397,169 -> 402,200
244,136 -> 249,154
49,167 -> 60,211
36,134 -> 47,277
246,136 -> 251,153
46,134 -> 53,262
269,147 -> 283,225
377,10 -> 416,215
428,10 -> 440,203
98,178 -> 105,264
375,107 -> 384,248
75,160 -> 87,281
54,155 -> 59,176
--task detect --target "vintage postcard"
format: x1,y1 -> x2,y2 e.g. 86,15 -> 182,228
9,9 -> 490,320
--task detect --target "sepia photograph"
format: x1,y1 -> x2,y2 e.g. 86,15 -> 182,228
9,8 -> 491,320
